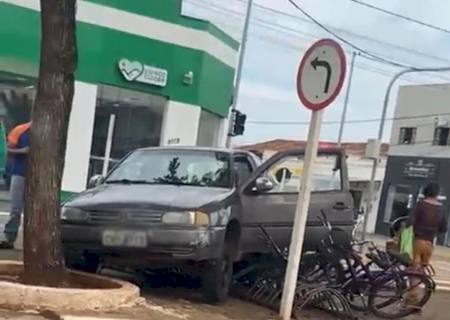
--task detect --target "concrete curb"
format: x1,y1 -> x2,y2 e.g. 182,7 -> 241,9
0,261 -> 140,312
62,317 -> 133,320
435,279 -> 450,292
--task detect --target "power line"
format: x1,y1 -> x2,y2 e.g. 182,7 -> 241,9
188,0 -> 450,88
189,0 -> 450,85
189,0 -> 450,66
348,0 -> 450,35
247,112 -> 450,126
286,0 -> 418,69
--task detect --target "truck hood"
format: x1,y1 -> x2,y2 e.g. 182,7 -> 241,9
65,184 -> 236,212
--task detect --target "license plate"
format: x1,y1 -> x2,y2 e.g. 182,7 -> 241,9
102,230 -> 147,248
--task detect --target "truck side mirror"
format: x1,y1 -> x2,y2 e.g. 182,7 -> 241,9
88,174 -> 104,189
253,176 -> 274,193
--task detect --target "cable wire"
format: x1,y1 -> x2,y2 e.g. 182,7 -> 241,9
189,0 -> 450,66
348,0 -> 450,35
247,112 -> 450,126
286,0 -> 418,69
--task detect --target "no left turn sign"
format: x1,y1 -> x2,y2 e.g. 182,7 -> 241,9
297,39 -> 347,111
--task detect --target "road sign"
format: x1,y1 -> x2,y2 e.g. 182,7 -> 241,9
280,39 -> 347,320
297,39 -> 346,111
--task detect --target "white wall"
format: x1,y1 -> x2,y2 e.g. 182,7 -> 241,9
197,110 -> 221,147
217,118 -> 229,148
390,84 -> 450,158
62,81 -> 98,193
159,100 -> 201,146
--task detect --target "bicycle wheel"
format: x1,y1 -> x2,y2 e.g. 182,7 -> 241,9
344,277 -> 371,312
369,272 -> 433,319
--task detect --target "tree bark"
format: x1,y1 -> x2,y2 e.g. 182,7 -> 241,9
23,0 -> 77,286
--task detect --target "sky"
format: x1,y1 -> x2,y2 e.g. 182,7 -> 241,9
182,0 -> 450,146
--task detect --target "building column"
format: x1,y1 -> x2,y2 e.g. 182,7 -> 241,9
217,118 -> 229,148
61,81 -> 98,193
159,100 -> 201,146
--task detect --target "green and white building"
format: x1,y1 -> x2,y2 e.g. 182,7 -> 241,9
0,0 -> 238,198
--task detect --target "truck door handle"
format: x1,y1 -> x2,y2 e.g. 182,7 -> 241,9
333,202 -> 349,210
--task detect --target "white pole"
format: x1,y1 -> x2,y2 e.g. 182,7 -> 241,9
337,51 -> 357,146
102,114 -> 116,177
279,110 -> 324,320
226,0 -> 253,148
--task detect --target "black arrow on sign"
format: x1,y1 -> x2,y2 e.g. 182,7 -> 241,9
311,57 -> 332,94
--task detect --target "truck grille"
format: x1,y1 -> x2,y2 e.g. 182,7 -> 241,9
88,210 -> 162,224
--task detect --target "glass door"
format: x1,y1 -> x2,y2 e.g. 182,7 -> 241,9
88,85 -> 166,182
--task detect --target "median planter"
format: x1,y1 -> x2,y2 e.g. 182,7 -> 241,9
0,261 -> 140,312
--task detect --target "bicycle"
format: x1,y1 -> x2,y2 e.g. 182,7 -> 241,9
298,210 -> 435,319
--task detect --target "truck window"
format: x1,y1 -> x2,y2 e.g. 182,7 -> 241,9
233,156 -> 253,183
265,154 -> 342,193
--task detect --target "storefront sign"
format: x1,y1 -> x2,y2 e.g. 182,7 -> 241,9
403,159 -> 437,179
118,59 -> 168,87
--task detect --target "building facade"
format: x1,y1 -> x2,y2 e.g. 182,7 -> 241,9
0,0 -> 238,198
375,84 -> 450,245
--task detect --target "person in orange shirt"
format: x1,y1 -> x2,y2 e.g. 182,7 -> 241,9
0,122 -> 31,249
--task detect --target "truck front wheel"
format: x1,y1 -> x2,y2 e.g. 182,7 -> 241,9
202,252 -> 233,303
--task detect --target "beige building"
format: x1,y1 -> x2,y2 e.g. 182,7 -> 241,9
375,84 -> 450,244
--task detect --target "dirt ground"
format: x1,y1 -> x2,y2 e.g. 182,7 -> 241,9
0,285 -> 448,320
0,264 -> 447,320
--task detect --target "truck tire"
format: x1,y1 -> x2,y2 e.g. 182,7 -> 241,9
202,252 -> 233,303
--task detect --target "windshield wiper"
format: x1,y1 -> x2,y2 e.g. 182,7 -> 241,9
106,179 -> 154,185
155,180 -> 204,187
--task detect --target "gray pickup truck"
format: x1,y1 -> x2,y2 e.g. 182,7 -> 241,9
61,146 -> 355,302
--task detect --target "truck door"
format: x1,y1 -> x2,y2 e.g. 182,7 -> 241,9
239,149 -> 354,254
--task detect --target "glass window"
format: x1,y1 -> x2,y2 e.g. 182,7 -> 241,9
0,73 -> 34,134
106,149 -> 232,188
383,184 -> 413,223
264,154 -> 342,193
88,85 -> 166,179
433,127 -> 450,146
0,73 -> 35,190
233,156 -> 253,183
399,127 -> 416,145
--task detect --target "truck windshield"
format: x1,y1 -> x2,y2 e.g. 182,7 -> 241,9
106,149 -> 232,188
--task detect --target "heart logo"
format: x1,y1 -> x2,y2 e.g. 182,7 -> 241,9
118,59 -> 144,81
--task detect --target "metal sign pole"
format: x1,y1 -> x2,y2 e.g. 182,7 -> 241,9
279,109 -> 324,320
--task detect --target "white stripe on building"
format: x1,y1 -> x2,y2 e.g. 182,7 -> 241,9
1,0 -> 238,67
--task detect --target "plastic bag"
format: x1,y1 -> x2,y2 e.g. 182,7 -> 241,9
400,226 -> 414,259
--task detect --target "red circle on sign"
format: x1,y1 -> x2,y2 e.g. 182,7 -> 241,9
297,39 -> 347,111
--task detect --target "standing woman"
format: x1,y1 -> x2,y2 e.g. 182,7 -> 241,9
411,182 -> 447,268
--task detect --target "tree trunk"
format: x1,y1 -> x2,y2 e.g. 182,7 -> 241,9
23,0 -> 77,286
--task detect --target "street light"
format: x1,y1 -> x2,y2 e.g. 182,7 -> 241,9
362,66 -> 450,240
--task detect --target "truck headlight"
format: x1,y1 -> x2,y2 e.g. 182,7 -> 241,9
162,211 -> 209,226
61,207 -> 88,221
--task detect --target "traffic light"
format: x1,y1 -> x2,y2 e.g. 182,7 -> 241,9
230,110 -> 247,137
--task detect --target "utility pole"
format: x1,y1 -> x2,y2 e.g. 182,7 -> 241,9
362,66 -> 450,240
337,51 -> 358,146
226,0 -> 253,148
